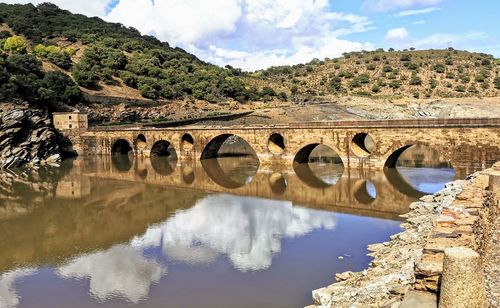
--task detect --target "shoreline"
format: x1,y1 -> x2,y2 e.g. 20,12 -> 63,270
310,162 -> 500,308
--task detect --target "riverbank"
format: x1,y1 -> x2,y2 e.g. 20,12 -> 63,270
310,162 -> 500,308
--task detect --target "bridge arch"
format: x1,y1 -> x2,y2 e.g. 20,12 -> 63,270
151,140 -> 177,157
351,133 -> 375,157
201,134 -> 257,160
111,139 -> 134,172
181,133 -> 194,152
112,139 -> 133,155
384,144 -> 453,169
268,133 -> 285,155
293,143 -> 344,188
384,145 -> 414,168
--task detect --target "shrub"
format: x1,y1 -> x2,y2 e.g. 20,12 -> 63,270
494,76 -> 500,89
455,85 -> 465,92
400,54 -> 411,62
383,65 -> 393,72
329,76 -> 343,93
429,78 -> 438,89
410,75 -> 423,85
3,35 -> 27,53
434,64 -> 446,73
389,80 -> 401,89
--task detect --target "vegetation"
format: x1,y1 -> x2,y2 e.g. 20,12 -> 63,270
0,2 -> 265,103
0,2 -> 499,105
0,52 -> 80,105
259,49 -> 500,98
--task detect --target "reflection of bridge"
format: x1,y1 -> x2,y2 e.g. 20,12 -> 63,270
82,156 -> 425,219
69,118 -> 500,169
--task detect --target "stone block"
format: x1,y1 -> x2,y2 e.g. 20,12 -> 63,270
400,291 -> 437,308
439,247 -> 487,308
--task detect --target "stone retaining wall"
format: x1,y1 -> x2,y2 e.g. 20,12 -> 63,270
310,162 -> 499,308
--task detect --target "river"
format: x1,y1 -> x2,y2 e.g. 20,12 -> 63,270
0,144 -> 494,308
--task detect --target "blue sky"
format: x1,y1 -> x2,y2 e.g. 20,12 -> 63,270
2,0 -> 499,70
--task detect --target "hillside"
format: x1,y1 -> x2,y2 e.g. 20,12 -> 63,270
0,2 -> 268,105
258,49 -> 500,99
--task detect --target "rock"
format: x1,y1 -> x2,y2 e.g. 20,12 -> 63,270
335,271 -> 354,281
0,102 -> 61,170
400,291 -> 437,308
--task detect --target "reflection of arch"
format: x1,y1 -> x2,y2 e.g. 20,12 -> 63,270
269,173 -> 287,194
201,134 -> 257,160
352,133 -> 375,157
384,168 -> 425,198
293,143 -> 344,188
151,140 -> 176,157
181,133 -> 194,152
353,180 -> 377,204
111,154 -> 133,172
151,156 -> 176,176
268,133 -> 285,155
137,167 -> 148,179
112,139 -> 133,155
182,165 -> 195,185
201,158 -> 251,189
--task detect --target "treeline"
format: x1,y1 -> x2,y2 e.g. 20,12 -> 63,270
0,3 -> 281,102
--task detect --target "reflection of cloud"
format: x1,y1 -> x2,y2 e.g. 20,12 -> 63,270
57,245 -> 166,303
0,268 -> 36,308
132,194 -> 336,271
397,167 -> 455,194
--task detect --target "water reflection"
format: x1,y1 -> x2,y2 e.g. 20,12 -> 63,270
58,245 -> 166,303
0,153 -> 493,308
201,156 -> 259,189
132,195 -> 336,271
0,268 -> 35,308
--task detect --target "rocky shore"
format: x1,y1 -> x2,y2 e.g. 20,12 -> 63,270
0,102 -> 61,170
310,163 -> 500,308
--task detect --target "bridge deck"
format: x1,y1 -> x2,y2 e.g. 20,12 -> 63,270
89,117 -> 500,131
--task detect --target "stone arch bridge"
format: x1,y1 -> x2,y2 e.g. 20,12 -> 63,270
70,118 -> 500,169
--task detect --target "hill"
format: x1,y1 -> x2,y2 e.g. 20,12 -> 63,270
0,2 -> 270,106
258,49 -> 500,99
0,2 -> 499,125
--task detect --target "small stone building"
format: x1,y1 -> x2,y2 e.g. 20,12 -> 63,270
53,112 -> 88,130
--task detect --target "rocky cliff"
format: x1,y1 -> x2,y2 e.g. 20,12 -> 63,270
0,102 -> 61,169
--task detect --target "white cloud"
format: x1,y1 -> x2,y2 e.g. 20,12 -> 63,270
362,0 -> 442,12
384,30 -> 489,51
132,194 -> 337,272
394,7 -> 441,17
1,0 -> 110,17
2,0 -> 375,70
104,0 -> 374,70
386,27 -> 410,41
58,245 -> 166,303
413,20 -> 427,25
0,268 -> 36,308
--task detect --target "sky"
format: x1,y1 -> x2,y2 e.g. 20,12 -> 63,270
2,0 -> 499,71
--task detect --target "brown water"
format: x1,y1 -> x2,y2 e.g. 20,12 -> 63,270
0,146 -> 489,308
